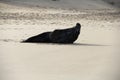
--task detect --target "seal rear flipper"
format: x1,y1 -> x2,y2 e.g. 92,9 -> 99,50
23,32 -> 52,43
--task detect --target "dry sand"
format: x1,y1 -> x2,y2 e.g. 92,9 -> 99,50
0,0 -> 120,80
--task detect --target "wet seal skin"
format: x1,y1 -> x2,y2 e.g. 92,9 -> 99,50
23,23 -> 81,44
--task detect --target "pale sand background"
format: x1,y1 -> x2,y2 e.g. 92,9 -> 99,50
0,0 -> 120,80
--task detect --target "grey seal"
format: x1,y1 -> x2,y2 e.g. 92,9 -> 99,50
23,23 -> 81,44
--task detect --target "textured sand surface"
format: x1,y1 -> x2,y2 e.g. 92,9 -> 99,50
0,0 -> 120,80
0,0 -> 118,9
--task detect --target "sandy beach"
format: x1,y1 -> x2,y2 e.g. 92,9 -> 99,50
0,0 -> 120,80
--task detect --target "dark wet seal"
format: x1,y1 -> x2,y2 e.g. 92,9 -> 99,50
22,23 -> 81,44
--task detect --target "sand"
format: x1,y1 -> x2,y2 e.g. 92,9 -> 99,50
0,0 -> 120,80
0,0 -> 118,9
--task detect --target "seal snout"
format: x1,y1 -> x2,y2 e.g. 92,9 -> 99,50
76,23 -> 81,27
75,23 -> 81,32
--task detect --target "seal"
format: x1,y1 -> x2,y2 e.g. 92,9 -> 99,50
23,23 -> 81,43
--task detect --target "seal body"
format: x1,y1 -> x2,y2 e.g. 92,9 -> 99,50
23,23 -> 81,43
